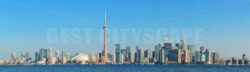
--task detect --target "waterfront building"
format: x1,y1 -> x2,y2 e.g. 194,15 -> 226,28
163,36 -> 173,62
188,45 -> 196,63
160,47 -> 165,64
126,46 -> 131,61
139,48 -> 145,63
242,54 -> 246,64
178,48 -> 182,64
219,59 -> 226,65
95,53 -> 99,64
243,54 -> 246,60
135,46 -> 140,63
200,46 -> 206,64
35,51 -> 39,63
154,44 -> 161,63
120,54 -> 124,64
55,50 -> 60,64
205,49 -> 211,64
194,51 -> 200,64
111,53 -> 116,64
201,54 -> 206,64
121,49 -> 127,63
39,48 -> 47,61
212,52 -> 220,64
48,47 -> 54,64
66,53 -> 72,62
144,49 -> 152,58
130,49 -> 135,63
11,52 -> 16,61
232,57 -> 238,64
24,52 -> 31,63
170,49 -> 178,63
115,44 -> 121,64
88,54 -> 93,63
238,59 -> 243,64
164,43 -> 173,61
184,47 -> 190,64
61,51 -> 67,64
71,54 -> 89,64
145,49 -> 153,63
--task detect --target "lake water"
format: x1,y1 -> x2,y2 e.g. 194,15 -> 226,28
0,64 -> 249,72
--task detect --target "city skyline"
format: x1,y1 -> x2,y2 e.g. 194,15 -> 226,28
5,36 -> 248,65
1,12 -> 248,65
1,0 -> 250,60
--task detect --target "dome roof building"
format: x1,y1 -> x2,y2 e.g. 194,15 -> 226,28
71,54 -> 89,64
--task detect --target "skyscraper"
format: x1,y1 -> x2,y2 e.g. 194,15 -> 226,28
212,52 -> 220,64
178,48 -> 182,64
35,51 -> 39,63
242,54 -> 246,60
163,36 -> 172,61
48,47 -> 54,64
121,49 -> 127,63
111,53 -> 116,64
135,46 -> 140,63
170,49 -> 178,63
242,54 -> 246,64
65,53 -> 71,62
115,44 -> 121,64
39,48 -> 47,61
11,52 -> 16,61
154,44 -> 161,63
61,51 -> 67,64
200,46 -> 206,64
140,48 -> 144,63
126,46 -> 131,62
188,45 -> 196,63
120,54 -> 124,64
160,48 -> 165,64
95,53 -> 99,64
205,49 -> 211,64
103,11 -> 108,64
180,39 -> 186,52
195,51 -> 200,64
164,43 -> 173,61
185,48 -> 190,64
144,49 -> 152,59
130,49 -> 135,63
55,50 -> 60,63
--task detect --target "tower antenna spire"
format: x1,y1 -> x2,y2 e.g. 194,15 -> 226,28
104,9 -> 107,28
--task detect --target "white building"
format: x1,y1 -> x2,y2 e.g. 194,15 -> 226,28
71,54 -> 89,64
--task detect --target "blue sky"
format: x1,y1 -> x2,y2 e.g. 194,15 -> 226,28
0,0 -> 250,59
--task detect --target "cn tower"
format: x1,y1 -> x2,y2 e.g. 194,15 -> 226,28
103,11 -> 108,64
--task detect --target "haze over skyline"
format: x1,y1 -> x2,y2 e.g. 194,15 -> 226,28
0,0 -> 250,59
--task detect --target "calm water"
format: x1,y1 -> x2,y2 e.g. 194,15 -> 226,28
0,64 -> 249,72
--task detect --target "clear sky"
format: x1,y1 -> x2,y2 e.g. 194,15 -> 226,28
0,0 -> 250,59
